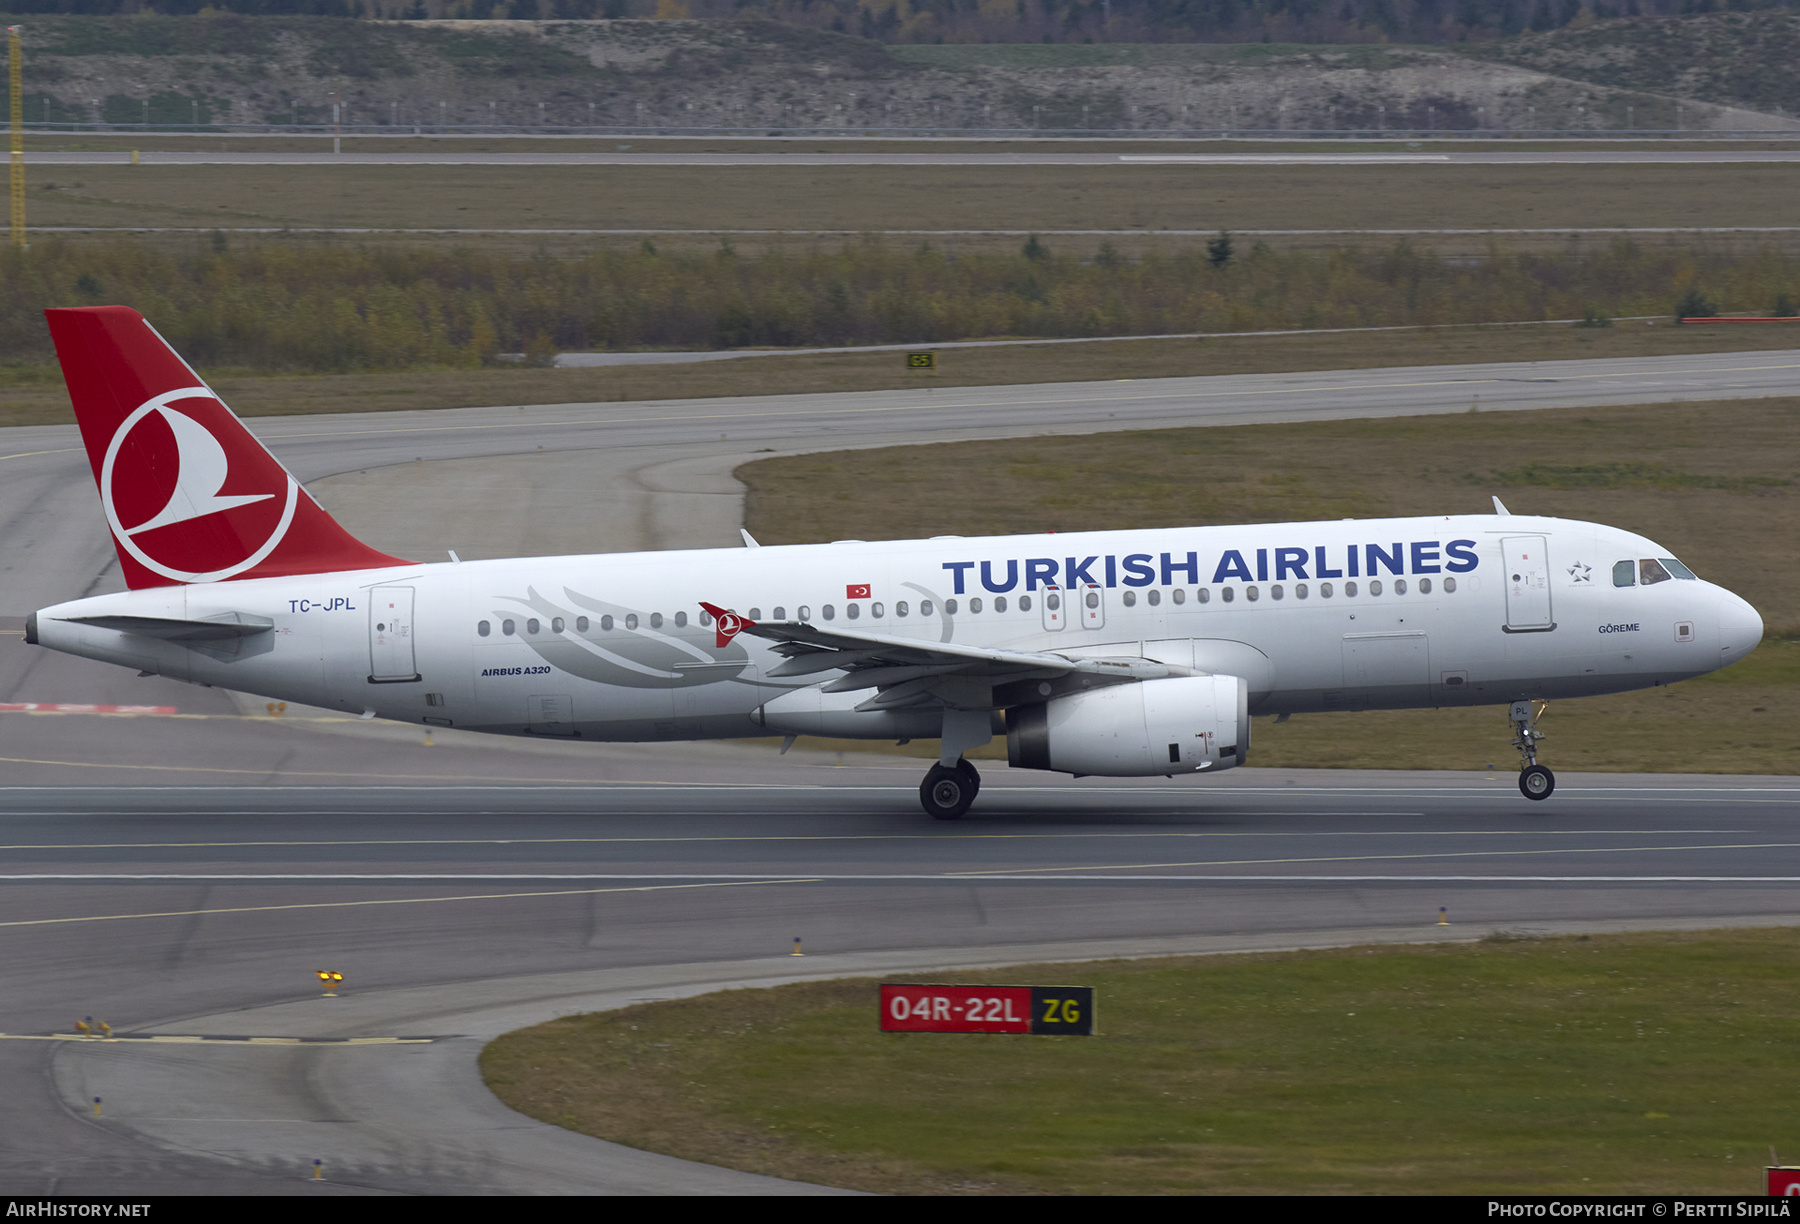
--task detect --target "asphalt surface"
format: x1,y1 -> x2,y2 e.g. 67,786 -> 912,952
26,149 -> 1800,166
2,348 -> 1797,1194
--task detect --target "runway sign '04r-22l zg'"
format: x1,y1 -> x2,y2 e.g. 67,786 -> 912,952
25,307 -> 1765,819
880,984 -> 1094,1035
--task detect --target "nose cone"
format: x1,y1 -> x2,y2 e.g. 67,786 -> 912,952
1718,591 -> 1764,664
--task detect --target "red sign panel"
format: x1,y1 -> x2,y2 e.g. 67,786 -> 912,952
846,583 -> 872,599
1768,1167 -> 1800,1196
882,984 -> 1031,1033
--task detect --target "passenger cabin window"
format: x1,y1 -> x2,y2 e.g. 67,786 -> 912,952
920,601 -> 933,616
798,606 -> 812,621
773,606 -> 787,619
601,614 -> 614,631
526,618 -> 540,635
1221,587 -> 1235,603
675,611 -> 688,628
577,616 -> 590,632
1295,584 -> 1308,600
944,599 -> 957,614
625,614 -> 638,630
1019,595 -> 1032,612
1197,588 -> 1211,604
1246,586 -> 1259,602
823,605 -> 835,620
747,608 -> 761,620
969,598 -> 983,613
1418,578 -> 1431,594
894,602 -> 907,618
991,597 -> 1004,613
552,617 -> 565,633
1122,590 -> 1137,607
1443,577 -> 1457,593
1344,582 -> 1358,597
1271,585 -> 1284,600
700,610 -> 713,627
1640,558 -> 1673,586
1172,589 -> 1186,605
1368,581 -> 1382,597
872,602 -> 885,617
478,620 -> 491,636
847,603 -> 860,619
649,613 -> 663,629
1147,589 -> 1161,607
1394,579 -> 1407,595
502,618 -> 516,636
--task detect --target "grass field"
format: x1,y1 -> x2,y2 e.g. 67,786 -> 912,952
480,928 -> 1800,1195
6,319 -> 1798,428
740,396 -> 1799,775
24,161 -> 1800,238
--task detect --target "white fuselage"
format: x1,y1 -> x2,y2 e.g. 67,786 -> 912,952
33,513 -> 1762,742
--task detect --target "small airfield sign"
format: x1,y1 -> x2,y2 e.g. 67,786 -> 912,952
880,984 -> 1093,1035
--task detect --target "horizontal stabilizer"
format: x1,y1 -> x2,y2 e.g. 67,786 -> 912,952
64,612 -> 275,642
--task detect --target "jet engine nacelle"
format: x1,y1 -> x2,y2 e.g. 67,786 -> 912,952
1006,674 -> 1250,777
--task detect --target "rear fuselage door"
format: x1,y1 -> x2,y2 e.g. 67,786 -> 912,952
369,585 -> 420,682
1502,536 -> 1555,632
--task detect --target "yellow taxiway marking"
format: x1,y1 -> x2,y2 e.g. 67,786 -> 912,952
0,446 -> 83,464
0,876 -> 816,928
946,841 -> 1800,875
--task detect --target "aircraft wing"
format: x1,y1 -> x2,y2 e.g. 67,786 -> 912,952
700,602 -> 1172,710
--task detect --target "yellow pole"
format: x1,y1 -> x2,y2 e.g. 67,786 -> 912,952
8,25 -> 23,249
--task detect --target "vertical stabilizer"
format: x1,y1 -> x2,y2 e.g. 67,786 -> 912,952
46,306 -> 411,588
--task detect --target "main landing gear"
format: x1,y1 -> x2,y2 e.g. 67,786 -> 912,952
921,758 -> 981,820
1510,699 -> 1555,801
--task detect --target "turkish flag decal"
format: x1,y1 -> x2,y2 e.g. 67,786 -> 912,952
846,583 -> 872,599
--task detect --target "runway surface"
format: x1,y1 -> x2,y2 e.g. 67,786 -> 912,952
25,149 -> 1800,166
2,348 -> 1796,1193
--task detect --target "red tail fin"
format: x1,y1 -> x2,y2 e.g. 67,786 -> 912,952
45,306 -> 411,588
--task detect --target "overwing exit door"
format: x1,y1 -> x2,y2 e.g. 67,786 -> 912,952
1502,536 -> 1555,632
369,585 -> 420,682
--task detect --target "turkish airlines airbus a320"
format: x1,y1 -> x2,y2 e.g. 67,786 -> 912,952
26,307 -> 1765,817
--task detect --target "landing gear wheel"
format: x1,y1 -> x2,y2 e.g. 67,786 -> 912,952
956,757 -> 981,799
1519,764 -> 1555,801
921,763 -> 975,821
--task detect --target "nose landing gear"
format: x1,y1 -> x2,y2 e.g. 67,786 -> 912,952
1510,699 -> 1555,800
921,758 -> 981,820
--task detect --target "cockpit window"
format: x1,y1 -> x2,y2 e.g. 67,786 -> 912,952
1612,561 -> 1635,588
1660,557 -> 1698,580
1639,558 -> 1673,586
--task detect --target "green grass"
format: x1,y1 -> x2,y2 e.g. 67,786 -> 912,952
481,929 -> 1800,1195
25,161 -> 1800,237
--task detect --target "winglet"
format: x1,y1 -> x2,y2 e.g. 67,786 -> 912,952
1492,496 -> 1511,516
740,528 -> 761,548
700,601 -> 754,649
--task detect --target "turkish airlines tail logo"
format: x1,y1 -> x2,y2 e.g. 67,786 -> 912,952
700,601 -> 753,649
46,307 -> 411,588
